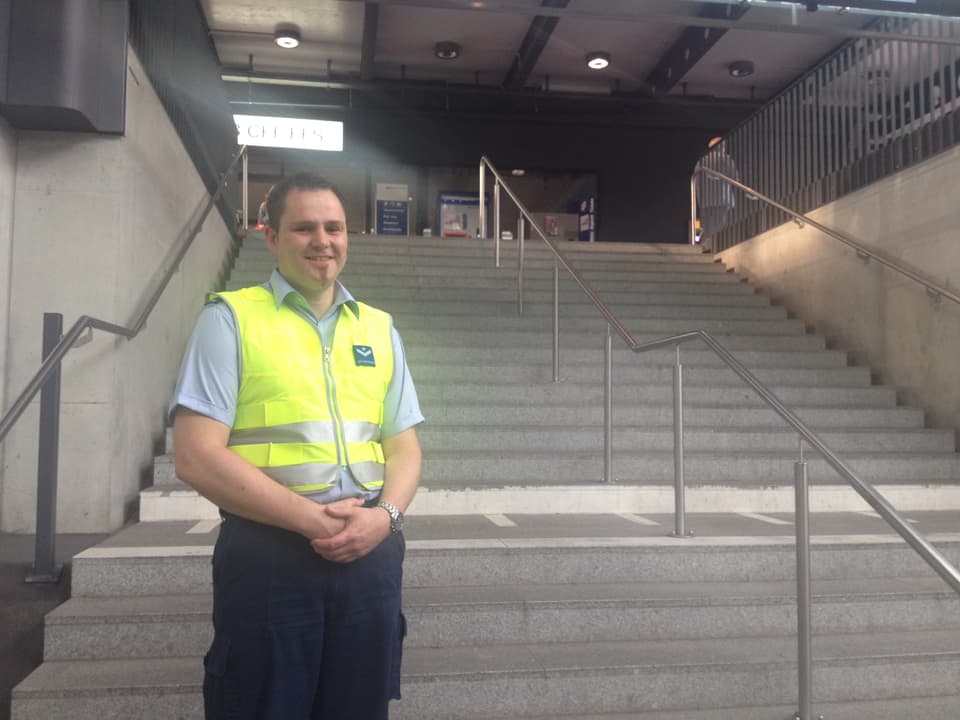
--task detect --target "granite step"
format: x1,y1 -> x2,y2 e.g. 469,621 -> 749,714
42,575 -> 960,660
14,631 -> 960,719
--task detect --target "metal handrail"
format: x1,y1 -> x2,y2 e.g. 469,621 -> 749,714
0,145 -> 247,444
637,328 -> 960,594
0,144 -> 246,584
480,153 -> 960,594
691,165 -> 960,307
480,153 -> 960,717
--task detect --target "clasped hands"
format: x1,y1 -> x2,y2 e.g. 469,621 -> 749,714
307,497 -> 391,564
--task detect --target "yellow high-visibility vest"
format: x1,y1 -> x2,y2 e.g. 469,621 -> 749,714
213,286 -> 394,495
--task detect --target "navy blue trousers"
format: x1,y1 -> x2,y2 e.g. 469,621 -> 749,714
203,513 -> 406,720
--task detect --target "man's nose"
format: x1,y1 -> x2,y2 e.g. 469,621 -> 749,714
309,230 -> 331,246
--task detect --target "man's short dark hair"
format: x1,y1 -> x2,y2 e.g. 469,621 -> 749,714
265,173 -> 346,232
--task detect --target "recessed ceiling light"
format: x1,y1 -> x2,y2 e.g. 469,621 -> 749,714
274,26 -> 301,49
728,60 -> 755,78
511,169 -> 525,176
434,41 -> 462,60
585,52 -> 610,70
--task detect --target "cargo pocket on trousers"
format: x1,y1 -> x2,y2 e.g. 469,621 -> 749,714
204,635 -> 230,677
389,613 -> 407,700
203,636 -> 241,719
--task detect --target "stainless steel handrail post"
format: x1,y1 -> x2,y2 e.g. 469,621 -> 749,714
689,175 -> 698,246
795,443 -> 814,720
479,159 -> 486,241
494,180 -> 501,268
670,346 -> 692,538
553,261 -> 560,382
603,323 -> 613,483
517,216 -> 525,315
26,313 -> 65,583
242,151 -> 249,231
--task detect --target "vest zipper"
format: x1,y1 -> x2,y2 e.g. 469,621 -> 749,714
322,343 -> 350,470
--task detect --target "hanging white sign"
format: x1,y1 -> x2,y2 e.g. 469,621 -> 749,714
234,114 -> 344,151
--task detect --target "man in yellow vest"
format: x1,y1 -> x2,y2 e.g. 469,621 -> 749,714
170,173 -> 424,719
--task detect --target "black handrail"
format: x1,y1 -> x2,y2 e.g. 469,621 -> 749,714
0,144 -> 247,582
0,145 -> 247,444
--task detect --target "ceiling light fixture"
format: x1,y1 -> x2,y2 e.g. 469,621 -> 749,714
274,25 -> 301,49
433,41 -> 462,60
585,51 -> 610,70
728,60 -> 755,78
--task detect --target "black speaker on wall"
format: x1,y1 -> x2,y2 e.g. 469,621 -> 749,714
0,0 -> 128,133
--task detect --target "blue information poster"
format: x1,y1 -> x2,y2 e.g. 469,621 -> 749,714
578,197 -> 596,242
376,200 -> 408,235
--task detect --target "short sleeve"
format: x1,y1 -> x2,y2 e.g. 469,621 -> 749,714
168,302 -> 240,427
380,324 -> 425,439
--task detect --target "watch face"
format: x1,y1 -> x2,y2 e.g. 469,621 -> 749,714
394,512 -> 404,532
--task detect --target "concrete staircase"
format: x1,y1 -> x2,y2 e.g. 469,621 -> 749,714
143,234 -> 960,518
11,234 -> 960,718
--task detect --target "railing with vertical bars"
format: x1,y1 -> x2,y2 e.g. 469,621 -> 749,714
698,14 -> 960,253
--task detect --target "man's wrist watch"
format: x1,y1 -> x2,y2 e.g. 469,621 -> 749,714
377,501 -> 404,533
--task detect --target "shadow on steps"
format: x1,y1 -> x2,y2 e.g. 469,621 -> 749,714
0,534 -> 106,720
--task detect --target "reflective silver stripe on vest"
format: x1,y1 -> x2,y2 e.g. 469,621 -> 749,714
350,460 -> 385,489
258,461 -> 384,492
261,462 -> 340,490
344,420 -> 381,443
228,420 -> 380,446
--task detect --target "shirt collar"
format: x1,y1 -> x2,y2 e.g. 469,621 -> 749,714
266,268 -> 359,320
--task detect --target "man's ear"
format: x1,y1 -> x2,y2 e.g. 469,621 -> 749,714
264,226 -> 279,254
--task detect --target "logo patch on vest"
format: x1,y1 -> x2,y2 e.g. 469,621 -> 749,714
353,345 -> 376,367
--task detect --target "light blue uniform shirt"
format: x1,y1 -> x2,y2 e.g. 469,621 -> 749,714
170,269 -> 425,504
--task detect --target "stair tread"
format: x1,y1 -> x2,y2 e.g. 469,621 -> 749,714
402,629 -> 960,678
17,629 -> 960,695
74,514 -> 960,553
49,574 -> 958,623
467,694 -> 960,720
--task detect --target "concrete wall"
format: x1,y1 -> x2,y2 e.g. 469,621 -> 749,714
0,116 -> 17,525
0,47 -> 234,532
718,143 -> 960,432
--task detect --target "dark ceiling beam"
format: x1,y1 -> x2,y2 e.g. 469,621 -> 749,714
646,2 -> 750,95
360,2 -> 379,81
223,72 -> 759,129
370,0 -> 960,35
781,0 -> 960,16
502,0 -> 569,91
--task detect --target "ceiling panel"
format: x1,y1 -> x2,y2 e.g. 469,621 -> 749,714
536,17 -> 687,93
200,0 -> 960,126
677,29 -> 846,99
375,4 -> 531,73
202,0 -> 362,37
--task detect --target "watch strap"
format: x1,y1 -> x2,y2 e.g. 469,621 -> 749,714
377,501 -> 402,533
